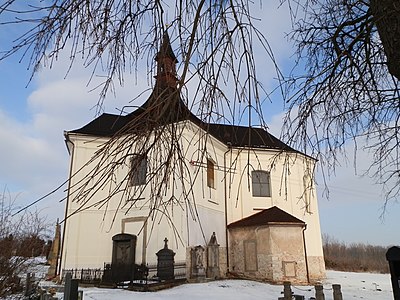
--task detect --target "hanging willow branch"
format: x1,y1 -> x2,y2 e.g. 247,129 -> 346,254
284,0 -> 400,207
4,0 -> 400,219
0,1 -> 282,228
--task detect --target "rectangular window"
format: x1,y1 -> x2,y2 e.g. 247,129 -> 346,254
251,170 -> 271,197
129,155 -> 147,186
207,159 -> 215,188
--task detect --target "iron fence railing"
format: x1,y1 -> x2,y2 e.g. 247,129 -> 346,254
61,268 -> 104,284
146,261 -> 186,280
62,261 -> 186,285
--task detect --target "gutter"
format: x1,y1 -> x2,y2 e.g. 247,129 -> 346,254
223,143 -> 232,273
302,225 -> 310,284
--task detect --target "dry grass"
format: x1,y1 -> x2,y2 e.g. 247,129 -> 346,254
323,235 -> 390,273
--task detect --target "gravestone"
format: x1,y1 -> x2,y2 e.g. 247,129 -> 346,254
191,245 -> 205,279
63,272 -> 78,300
332,284 -> 343,300
24,272 -> 35,297
283,281 -> 292,300
206,232 -> 220,279
156,238 -> 175,281
315,284 -> 325,300
111,233 -> 137,283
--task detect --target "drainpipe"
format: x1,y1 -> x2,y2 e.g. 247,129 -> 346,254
302,225 -> 310,283
58,131 -> 75,276
223,143 -> 232,273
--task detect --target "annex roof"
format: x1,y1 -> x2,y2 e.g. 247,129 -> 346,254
227,206 -> 305,229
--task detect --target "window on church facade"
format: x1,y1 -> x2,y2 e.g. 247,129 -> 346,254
251,170 -> 271,197
207,159 -> 215,189
129,154 -> 147,186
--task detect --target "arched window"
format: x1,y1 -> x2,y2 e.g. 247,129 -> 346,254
251,170 -> 271,197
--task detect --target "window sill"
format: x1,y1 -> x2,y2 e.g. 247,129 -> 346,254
208,199 -> 219,205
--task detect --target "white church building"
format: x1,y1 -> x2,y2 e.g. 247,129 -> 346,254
60,32 -> 325,284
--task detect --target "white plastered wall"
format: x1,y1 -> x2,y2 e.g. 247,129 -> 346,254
61,122 -> 228,271
61,121 -> 324,279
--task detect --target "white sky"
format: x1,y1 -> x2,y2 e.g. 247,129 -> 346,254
0,2 -> 399,246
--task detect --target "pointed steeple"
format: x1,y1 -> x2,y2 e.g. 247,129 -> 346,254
155,31 -> 178,88
120,30 -> 201,129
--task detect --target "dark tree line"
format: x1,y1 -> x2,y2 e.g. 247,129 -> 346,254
323,235 -> 390,273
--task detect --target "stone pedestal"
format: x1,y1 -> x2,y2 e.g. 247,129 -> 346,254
206,232 -> 220,279
191,245 -> 205,280
47,222 -> 61,279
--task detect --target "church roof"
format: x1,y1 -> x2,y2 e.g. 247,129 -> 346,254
227,206 -> 305,229
205,124 -> 296,150
67,31 -> 302,154
69,111 -> 299,152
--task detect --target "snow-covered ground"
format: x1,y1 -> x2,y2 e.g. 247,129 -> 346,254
79,270 -> 393,300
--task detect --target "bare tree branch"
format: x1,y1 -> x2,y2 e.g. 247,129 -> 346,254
284,0 -> 400,208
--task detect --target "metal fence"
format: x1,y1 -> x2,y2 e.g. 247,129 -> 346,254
146,261 -> 186,280
61,268 -> 104,284
62,261 -> 186,285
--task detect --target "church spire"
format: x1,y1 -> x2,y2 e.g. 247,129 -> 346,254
155,31 -> 178,88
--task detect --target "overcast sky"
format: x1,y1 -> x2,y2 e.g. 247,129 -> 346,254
0,2 -> 398,246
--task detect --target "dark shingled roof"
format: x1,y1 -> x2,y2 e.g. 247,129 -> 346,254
68,30 -> 301,154
227,206 -> 305,229
205,123 -> 296,150
70,86 -> 202,137
69,111 -> 299,152
71,113 -> 129,137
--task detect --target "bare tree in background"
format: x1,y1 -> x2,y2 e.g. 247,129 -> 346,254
0,187 -> 50,298
283,0 -> 400,206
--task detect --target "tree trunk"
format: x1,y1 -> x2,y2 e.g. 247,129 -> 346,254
371,0 -> 400,81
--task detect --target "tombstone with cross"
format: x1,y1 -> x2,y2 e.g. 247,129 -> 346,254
156,238 -> 175,281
